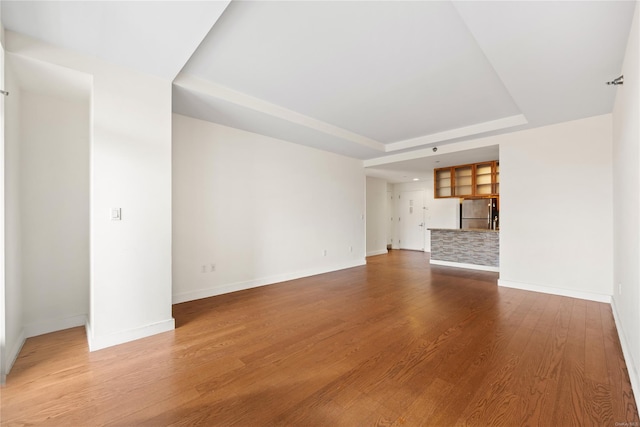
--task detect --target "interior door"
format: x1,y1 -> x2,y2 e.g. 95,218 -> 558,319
399,190 -> 425,251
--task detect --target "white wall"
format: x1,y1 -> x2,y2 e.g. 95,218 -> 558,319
366,176 -> 388,256
7,31 -> 174,351
4,59 -> 23,375
499,114 -> 613,300
20,90 -> 89,337
612,1 -> 640,409
0,24 -> 7,382
89,65 -> 173,350
172,114 -> 366,303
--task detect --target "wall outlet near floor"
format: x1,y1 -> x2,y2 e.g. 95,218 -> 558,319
201,264 -> 216,273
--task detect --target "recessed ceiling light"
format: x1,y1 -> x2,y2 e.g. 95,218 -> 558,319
413,178 -> 420,181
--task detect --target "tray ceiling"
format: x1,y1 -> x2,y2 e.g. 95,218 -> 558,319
2,0 -> 635,161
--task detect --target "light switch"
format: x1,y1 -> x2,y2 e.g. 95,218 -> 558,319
111,208 -> 121,221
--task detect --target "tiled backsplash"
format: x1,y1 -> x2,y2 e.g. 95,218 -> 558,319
431,230 -> 499,267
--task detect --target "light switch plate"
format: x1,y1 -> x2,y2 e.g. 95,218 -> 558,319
111,208 -> 121,221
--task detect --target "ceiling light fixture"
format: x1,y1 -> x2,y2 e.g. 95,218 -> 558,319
413,178 -> 420,181
606,75 -> 624,86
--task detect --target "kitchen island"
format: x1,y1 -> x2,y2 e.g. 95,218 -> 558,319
429,228 -> 499,272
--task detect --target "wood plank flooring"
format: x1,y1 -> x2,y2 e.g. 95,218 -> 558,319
1,250 -> 638,426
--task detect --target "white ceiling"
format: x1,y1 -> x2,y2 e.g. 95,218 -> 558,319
2,0 -> 635,176
175,0 -> 634,162
1,1 -> 231,80
180,1 -> 522,143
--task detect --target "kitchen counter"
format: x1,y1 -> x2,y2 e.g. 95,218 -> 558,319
429,228 -> 499,271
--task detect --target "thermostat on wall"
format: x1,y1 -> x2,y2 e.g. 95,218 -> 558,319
110,208 -> 121,221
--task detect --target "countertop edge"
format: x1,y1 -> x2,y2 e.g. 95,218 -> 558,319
428,228 -> 499,233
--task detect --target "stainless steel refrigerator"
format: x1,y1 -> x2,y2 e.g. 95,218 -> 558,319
460,198 -> 498,229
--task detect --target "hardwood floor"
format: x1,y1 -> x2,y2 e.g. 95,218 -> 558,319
2,250 -> 638,426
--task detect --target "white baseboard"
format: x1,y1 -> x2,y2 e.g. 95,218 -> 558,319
5,328 -> 25,377
86,318 -> 175,352
498,279 -> 611,303
173,259 -> 366,304
430,259 -> 499,272
611,297 -> 640,414
24,314 -> 87,339
366,249 -> 388,257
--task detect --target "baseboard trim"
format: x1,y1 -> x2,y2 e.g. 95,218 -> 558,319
430,259 -> 499,272
498,279 -> 611,303
5,328 -> 26,377
172,259 -> 367,304
24,314 -> 87,339
611,297 -> 640,415
86,318 -> 175,352
366,249 -> 388,257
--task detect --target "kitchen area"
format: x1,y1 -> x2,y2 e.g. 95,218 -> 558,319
428,160 -> 500,272
365,146 -> 502,272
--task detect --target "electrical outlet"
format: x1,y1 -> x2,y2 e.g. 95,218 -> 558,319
210,263 -> 216,272
201,265 -> 207,273
323,249 -> 327,256
349,246 -> 353,252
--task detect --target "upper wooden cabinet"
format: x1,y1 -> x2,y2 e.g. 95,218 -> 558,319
434,161 -> 499,198
453,165 -> 473,197
475,162 -> 493,196
435,168 -> 452,198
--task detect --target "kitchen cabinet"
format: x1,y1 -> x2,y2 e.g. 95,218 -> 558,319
434,161 -> 499,198
454,165 -> 473,197
474,162 -> 493,196
435,168 -> 452,198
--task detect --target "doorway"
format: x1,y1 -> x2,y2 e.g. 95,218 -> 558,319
398,190 -> 425,251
